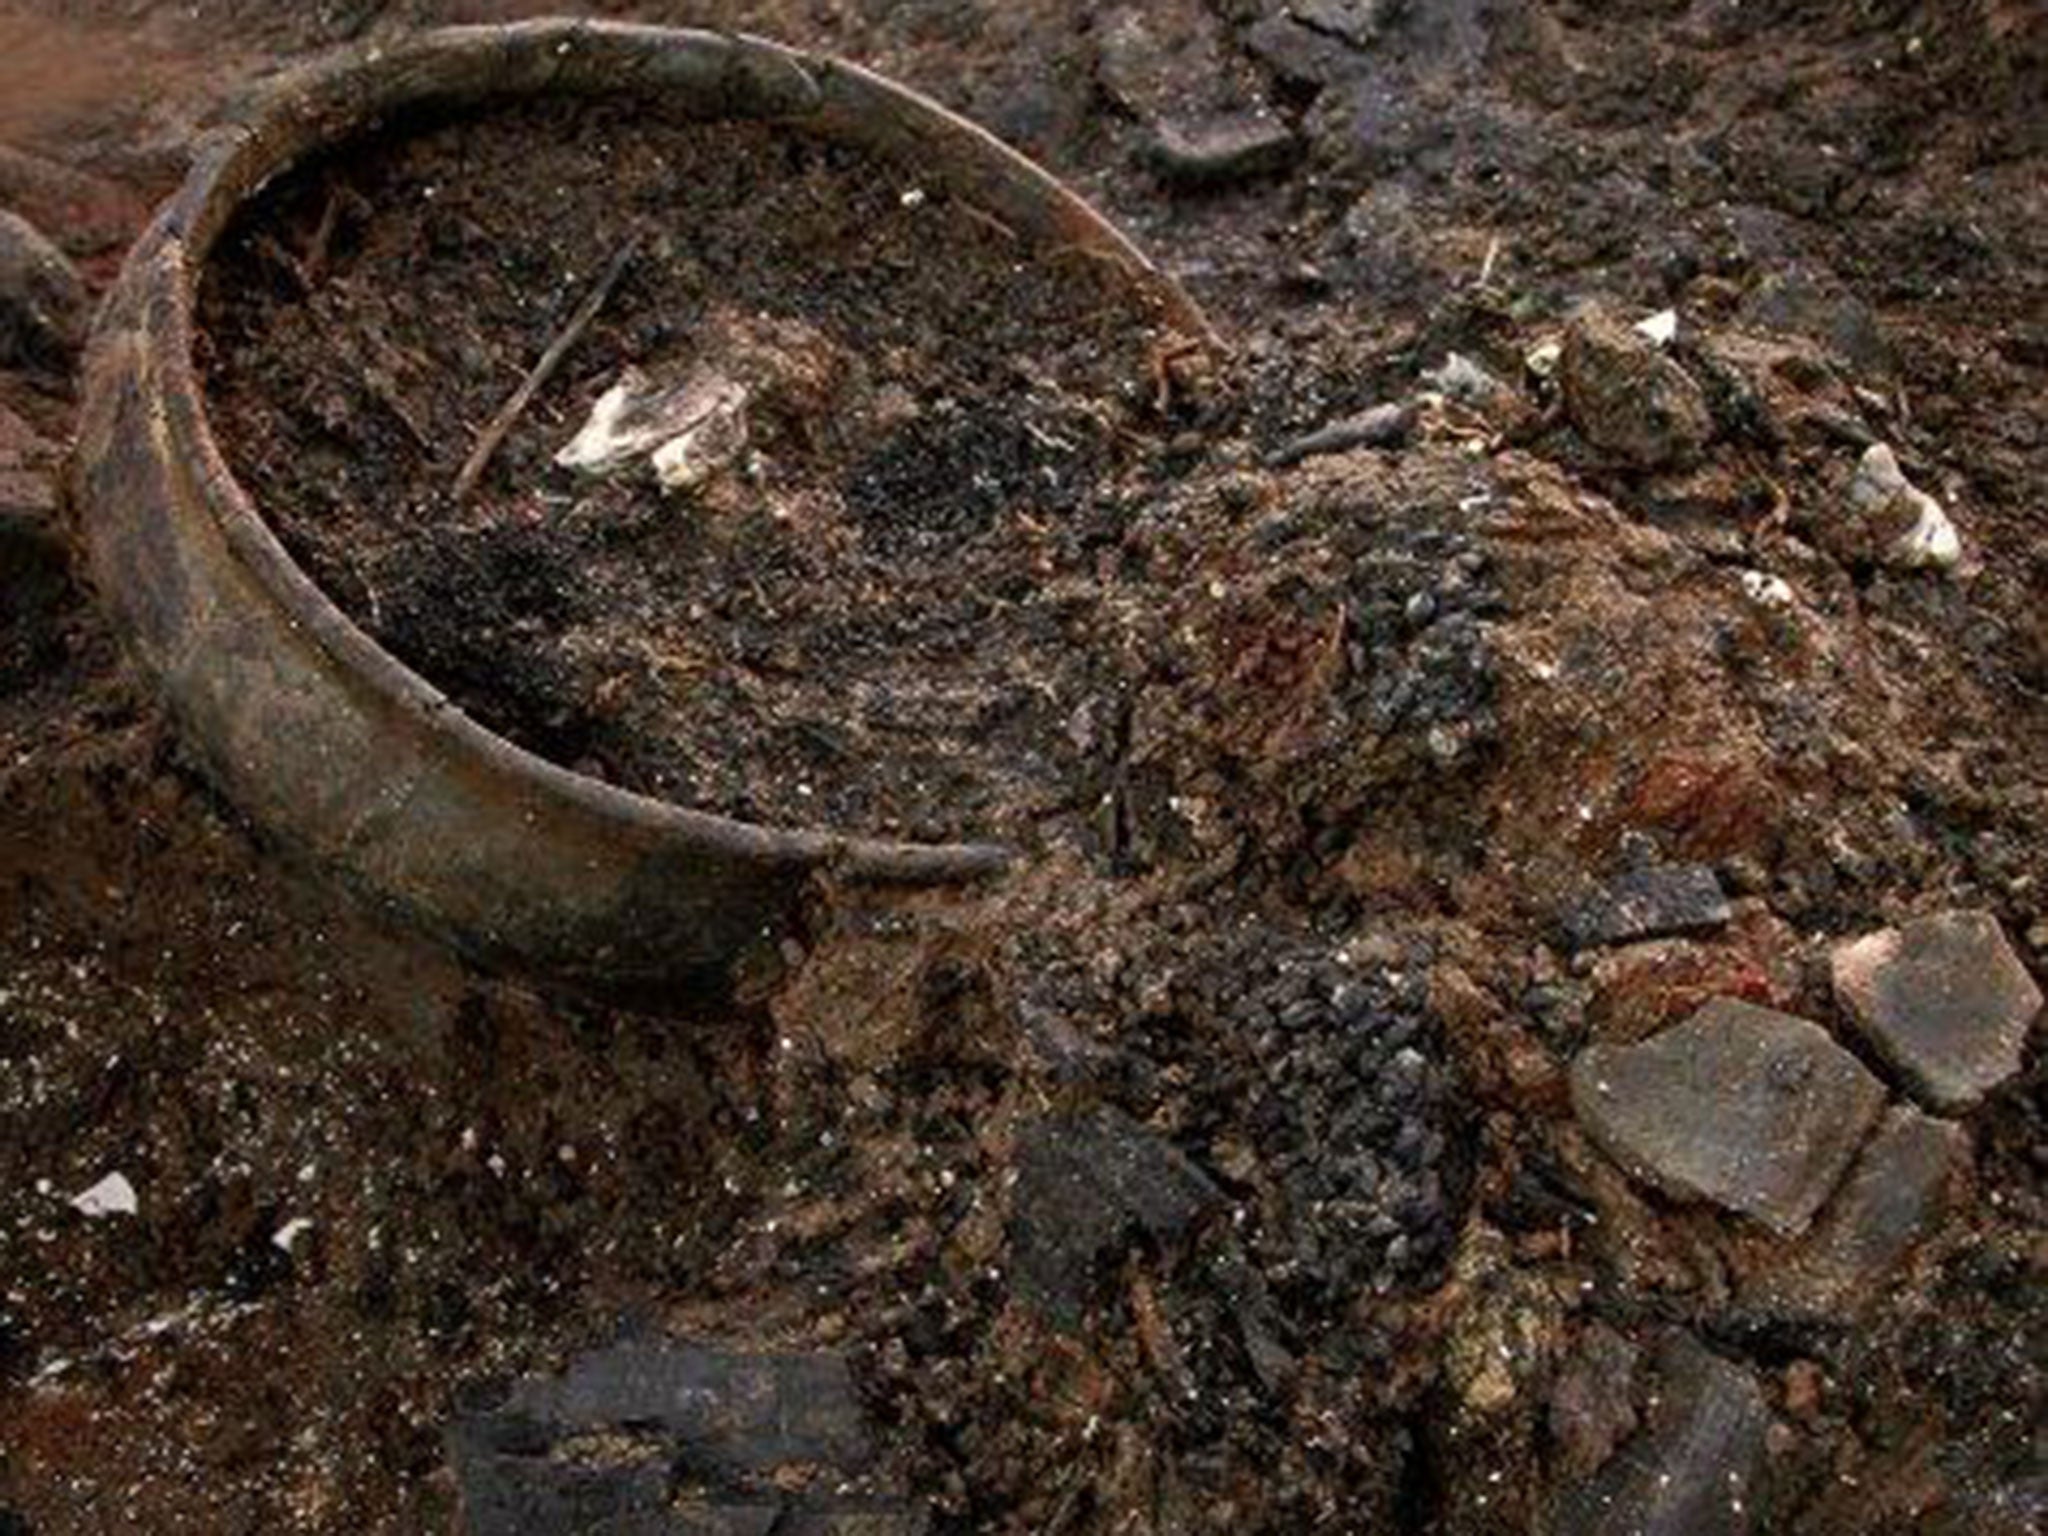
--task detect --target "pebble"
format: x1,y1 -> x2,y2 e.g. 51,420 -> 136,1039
1844,442 -> 1961,571
1011,1108 -> 1222,1326
1422,351 -> 1511,407
1245,13 -> 1372,86
1570,998 -> 1886,1235
1782,1359 -> 1824,1419
1560,307 -> 1714,470
1831,909 -> 2041,1111
449,1340 -> 919,1534
0,207 -> 85,374
1524,338 -> 1563,379
1745,267 -> 1892,378
69,1172 -> 138,1218
1148,113 -> 1301,189
1635,308 -> 1680,346
1553,1333 -> 1767,1536
1548,1322 -> 1642,1476
1562,863 -> 1732,949
1739,570 -> 1794,608
1096,2 -> 1235,120
1290,0 -> 1393,46
1266,400 -> 1415,466
1443,1225 -> 1563,1414
556,365 -> 750,493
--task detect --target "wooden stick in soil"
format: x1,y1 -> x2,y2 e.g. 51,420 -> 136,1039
452,233 -> 641,504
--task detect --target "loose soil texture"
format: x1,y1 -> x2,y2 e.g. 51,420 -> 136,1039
3,3 -> 2046,1535
200,97 -> 1190,845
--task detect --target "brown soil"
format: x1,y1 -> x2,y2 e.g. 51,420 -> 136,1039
3,3 -> 2046,1536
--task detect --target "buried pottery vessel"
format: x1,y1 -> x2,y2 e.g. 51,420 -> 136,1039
71,20 -> 1215,1003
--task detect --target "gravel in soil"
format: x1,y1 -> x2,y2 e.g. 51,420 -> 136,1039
198,98 -> 1189,846
3,2 -> 2047,1534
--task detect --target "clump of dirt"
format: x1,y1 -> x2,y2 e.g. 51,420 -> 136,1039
198,98 -> 1193,845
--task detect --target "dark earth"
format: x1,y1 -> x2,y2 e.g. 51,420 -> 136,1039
198,100 -> 1186,845
3,2 -> 2045,1534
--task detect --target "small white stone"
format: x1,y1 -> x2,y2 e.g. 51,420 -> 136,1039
1634,309 -> 1679,346
272,1217 -> 314,1253
1847,443 -> 1961,572
1740,570 -> 1794,607
1893,492 -> 1960,569
557,366 -> 750,492
1847,442 -> 1910,515
1525,339 -> 1562,378
70,1172 -> 138,1218
1423,352 -> 1504,404
555,376 -> 650,474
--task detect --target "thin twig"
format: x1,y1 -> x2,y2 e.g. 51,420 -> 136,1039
452,234 -> 641,504
956,201 -> 1019,244
302,187 -> 343,288
252,233 -> 309,294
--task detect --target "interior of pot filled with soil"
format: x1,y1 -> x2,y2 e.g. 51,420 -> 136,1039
196,87 -> 1208,850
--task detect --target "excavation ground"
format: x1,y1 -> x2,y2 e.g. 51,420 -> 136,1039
1,3 -> 2044,1535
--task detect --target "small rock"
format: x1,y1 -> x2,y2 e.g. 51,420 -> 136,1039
1635,308 -> 1680,346
1563,864 -> 1732,949
1422,350 -> 1509,407
1781,1359 -> 1823,1419
1098,1 -> 1268,136
1570,998 -> 1886,1235
1289,0 -> 1393,47
1831,909 -> 2042,1111
0,208 -> 85,374
1097,3 -> 1213,117
1745,268 -> 1892,377
1011,1108 -> 1221,1327
449,1341 -> 917,1536
1148,113 -> 1301,189
69,1172 -> 138,1218
1626,754 -> 1788,866
1740,570 -> 1794,608
1420,350 -> 1534,435
1752,1105 -> 1965,1316
1524,338 -> 1563,380
1553,1334 -> 1768,1536
557,365 -> 750,493
1443,1225 -> 1564,1415
1560,307 -> 1715,470
1245,14 -> 1372,86
1548,1322 -> 1642,1476
1266,400 -> 1415,466
1844,442 -> 1961,571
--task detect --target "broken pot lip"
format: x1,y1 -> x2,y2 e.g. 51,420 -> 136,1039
101,18 -> 1221,888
